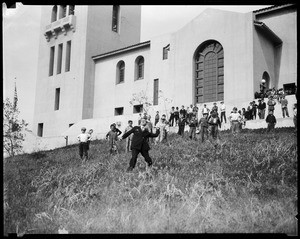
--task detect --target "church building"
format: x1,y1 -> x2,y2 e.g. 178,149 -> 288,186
33,4 -> 297,139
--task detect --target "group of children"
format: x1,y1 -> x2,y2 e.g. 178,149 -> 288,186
76,100 -> 297,169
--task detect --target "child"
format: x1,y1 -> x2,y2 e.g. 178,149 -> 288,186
155,114 -> 169,143
199,113 -> 209,142
122,118 -> 160,172
265,111 -> 276,132
229,107 -> 242,134
208,110 -> 221,140
87,129 -> 93,150
174,107 -> 179,126
177,113 -> 186,136
179,105 -> 187,119
124,120 -> 133,153
106,123 -> 122,154
77,127 -> 90,161
188,115 -> 198,140
267,96 -> 276,114
211,102 -> 218,115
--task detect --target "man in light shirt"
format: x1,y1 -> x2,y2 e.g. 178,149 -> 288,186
77,127 -> 90,161
229,107 -> 242,134
220,101 -> 226,124
202,104 -> 210,117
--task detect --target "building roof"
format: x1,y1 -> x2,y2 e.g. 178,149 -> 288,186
254,20 -> 283,46
92,41 -> 151,61
253,4 -> 295,15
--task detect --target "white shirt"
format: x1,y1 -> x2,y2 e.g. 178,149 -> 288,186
77,133 -> 90,142
202,107 -> 209,114
229,112 -> 241,121
220,104 -> 226,112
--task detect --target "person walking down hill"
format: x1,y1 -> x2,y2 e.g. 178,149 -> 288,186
266,111 -> 277,132
177,113 -> 186,137
155,114 -> 169,143
267,96 -> 276,114
188,115 -> 198,140
280,95 -> 289,118
229,107 -> 242,134
124,120 -> 133,153
122,118 -> 160,172
77,127 -> 91,162
106,123 -> 122,154
199,113 -> 209,142
208,111 -> 221,140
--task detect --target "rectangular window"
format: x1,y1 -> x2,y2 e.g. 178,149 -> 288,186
115,107 -> 124,116
55,88 -> 60,110
65,41 -> 71,72
57,43 -> 63,74
153,79 -> 159,105
37,123 -> 43,137
163,44 -> 170,60
49,46 -> 55,76
133,104 -> 143,114
112,5 -> 119,32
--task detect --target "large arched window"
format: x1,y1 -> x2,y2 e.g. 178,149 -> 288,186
116,61 -> 125,84
51,5 -> 57,23
135,56 -> 144,80
194,40 -> 224,103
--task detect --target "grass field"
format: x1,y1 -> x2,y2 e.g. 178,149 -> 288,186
3,127 -> 298,235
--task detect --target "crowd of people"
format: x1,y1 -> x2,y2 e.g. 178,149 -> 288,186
76,97 -> 297,172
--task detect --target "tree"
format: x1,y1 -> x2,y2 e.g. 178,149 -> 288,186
3,97 -> 28,157
129,90 -> 152,114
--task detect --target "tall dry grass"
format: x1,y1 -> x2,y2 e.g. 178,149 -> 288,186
3,127 -> 297,234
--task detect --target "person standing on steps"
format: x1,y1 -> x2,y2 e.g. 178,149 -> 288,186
122,118 -> 160,172
280,95 -> 289,118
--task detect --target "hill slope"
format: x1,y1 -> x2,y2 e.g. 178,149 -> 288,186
4,128 -> 297,234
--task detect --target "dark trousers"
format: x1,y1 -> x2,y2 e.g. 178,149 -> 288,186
174,115 -> 179,126
209,125 -> 219,139
282,107 -> 289,118
130,148 -> 152,168
220,112 -> 226,123
200,127 -> 208,142
79,142 -> 88,159
169,114 -> 175,126
178,124 -> 185,136
267,123 -> 275,132
189,126 -> 196,140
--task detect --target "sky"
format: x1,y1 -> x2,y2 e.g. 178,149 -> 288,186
3,4 -> 272,130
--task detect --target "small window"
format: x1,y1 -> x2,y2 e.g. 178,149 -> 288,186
69,123 -> 74,127
133,104 -> 143,114
116,61 -> 125,84
112,5 -> 120,32
57,43 -> 63,74
163,44 -> 170,60
37,123 -> 43,137
49,46 -> 55,76
55,88 -> 60,110
135,56 -> 144,80
115,107 -> 124,116
65,41 -> 71,72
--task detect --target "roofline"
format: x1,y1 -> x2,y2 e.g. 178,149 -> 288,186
254,20 -> 283,46
92,41 -> 151,61
253,4 -> 296,15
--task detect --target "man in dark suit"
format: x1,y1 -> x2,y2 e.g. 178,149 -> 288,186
122,118 -> 160,172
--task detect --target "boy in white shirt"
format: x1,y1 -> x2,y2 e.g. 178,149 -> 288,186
77,127 -> 90,161
220,101 -> 226,124
229,107 -> 242,134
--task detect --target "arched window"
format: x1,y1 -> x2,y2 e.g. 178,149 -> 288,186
51,5 -> 57,23
116,61 -> 125,84
59,5 -> 67,19
112,5 -> 120,32
135,56 -> 144,80
262,71 -> 270,90
194,40 -> 224,103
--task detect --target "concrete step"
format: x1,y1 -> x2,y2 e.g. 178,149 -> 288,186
245,117 -> 294,129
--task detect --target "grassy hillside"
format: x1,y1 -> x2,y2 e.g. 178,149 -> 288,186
3,128 -> 297,234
